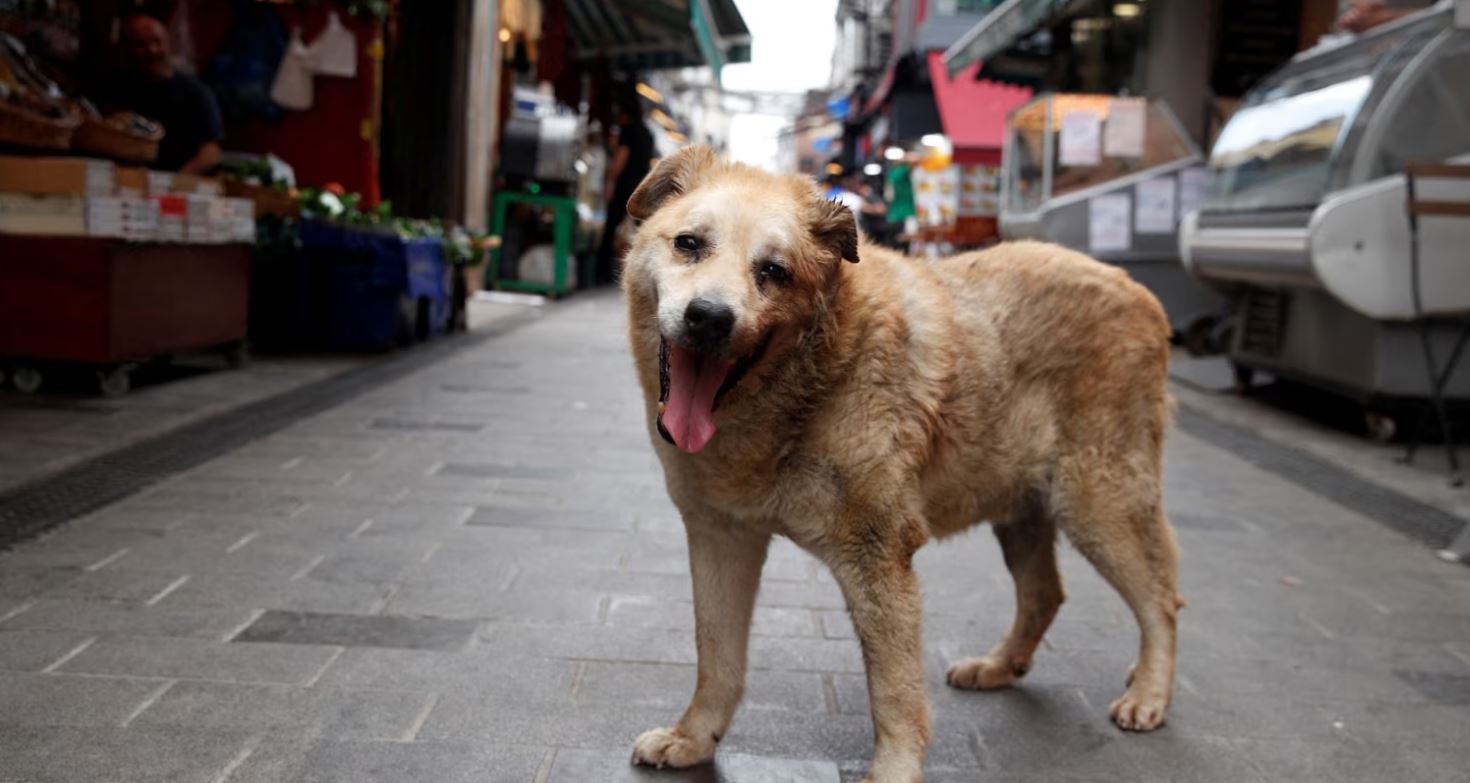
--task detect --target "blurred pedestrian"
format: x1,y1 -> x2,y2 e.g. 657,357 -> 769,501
112,13 -> 223,174
824,173 -> 864,219
886,156 -> 917,234
596,84 -> 655,285
850,176 -> 891,244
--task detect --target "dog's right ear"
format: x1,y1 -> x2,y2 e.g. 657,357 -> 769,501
627,146 -> 718,221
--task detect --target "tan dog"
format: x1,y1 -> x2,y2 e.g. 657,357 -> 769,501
621,147 -> 1181,783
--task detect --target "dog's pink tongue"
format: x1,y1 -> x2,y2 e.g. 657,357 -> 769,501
662,345 -> 731,453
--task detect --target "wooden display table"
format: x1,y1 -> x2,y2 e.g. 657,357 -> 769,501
0,236 -> 250,395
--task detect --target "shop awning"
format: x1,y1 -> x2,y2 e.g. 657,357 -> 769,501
943,0 -> 1075,76
564,0 -> 751,80
926,52 -> 1032,164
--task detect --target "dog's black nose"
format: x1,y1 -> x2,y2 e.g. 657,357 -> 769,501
683,298 -> 735,346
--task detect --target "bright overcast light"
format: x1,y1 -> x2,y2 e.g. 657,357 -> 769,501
723,0 -> 838,171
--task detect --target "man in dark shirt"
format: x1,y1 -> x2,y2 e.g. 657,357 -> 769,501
595,85 -> 655,285
114,14 -> 223,174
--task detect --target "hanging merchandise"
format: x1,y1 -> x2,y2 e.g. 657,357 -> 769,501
307,12 -> 357,78
270,28 -> 314,111
207,6 -> 288,123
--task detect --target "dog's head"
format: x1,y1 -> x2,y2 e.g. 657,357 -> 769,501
621,145 -> 860,454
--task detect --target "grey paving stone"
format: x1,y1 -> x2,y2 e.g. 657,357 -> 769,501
605,597 -> 819,638
129,680 -> 432,740
57,636 -> 338,685
316,647 -> 577,701
0,566 -> 80,600
1235,736 -> 1469,783
41,567 -> 190,604
227,738 -> 547,783
436,462 -> 571,480
0,629 -> 95,672
0,672 -> 164,726
0,725 -> 254,782
466,505 -> 636,531
384,584 -> 602,623
548,747 -> 841,783
158,572 -> 395,614
232,610 -> 478,651
475,623 -> 699,666
575,662 -> 827,714
0,599 -> 259,641
369,418 -> 484,433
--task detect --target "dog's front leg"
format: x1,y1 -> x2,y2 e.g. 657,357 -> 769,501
830,522 -> 931,783
632,522 -> 769,769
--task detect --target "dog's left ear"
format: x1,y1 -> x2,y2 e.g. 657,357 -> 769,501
627,146 -> 718,221
808,198 -> 860,264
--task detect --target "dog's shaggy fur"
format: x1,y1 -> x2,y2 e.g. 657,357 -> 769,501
621,147 -> 1181,782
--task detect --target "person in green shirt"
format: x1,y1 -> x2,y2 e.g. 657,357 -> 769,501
886,160 -> 916,225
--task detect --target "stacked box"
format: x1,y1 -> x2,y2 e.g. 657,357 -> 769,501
115,167 -> 149,197
212,197 -> 256,243
87,196 -> 161,241
184,194 -> 216,243
147,171 -> 223,196
153,194 -> 188,242
0,193 -> 87,235
0,156 -> 116,197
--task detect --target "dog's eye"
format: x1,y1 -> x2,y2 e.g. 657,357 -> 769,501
674,234 -> 701,253
758,261 -> 791,285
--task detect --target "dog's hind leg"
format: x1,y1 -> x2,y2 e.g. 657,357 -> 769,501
632,522 -> 769,768
946,505 -> 1064,691
1058,482 -> 1180,732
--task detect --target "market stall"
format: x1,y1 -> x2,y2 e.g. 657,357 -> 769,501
1000,93 -> 1227,338
1179,2 -> 1470,415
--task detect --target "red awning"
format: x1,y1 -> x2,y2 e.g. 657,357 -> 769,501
925,51 -> 1032,165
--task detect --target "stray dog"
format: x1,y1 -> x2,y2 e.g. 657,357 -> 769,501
621,146 -> 1181,782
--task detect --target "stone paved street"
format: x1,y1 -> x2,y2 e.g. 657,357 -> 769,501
2,291 -> 1469,782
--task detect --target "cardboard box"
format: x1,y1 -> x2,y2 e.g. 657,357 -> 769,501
148,171 -> 223,196
0,193 -> 88,235
115,167 -> 149,197
0,156 -> 116,197
88,196 -> 161,241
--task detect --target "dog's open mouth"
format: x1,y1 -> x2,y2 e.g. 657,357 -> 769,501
656,334 -> 769,453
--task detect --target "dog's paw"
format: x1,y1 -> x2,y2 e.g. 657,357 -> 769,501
630,726 -> 716,769
1109,687 -> 1169,731
945,655 -> 1027,690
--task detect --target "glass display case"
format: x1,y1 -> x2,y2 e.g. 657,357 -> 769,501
1181,1 -> 1470,407
1202,8 -> 1458,217
998,94 -> 1219,334
1004,94 -> 1198,215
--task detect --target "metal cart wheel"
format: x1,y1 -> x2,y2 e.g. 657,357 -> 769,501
97,367 -> 132,398
222,342 -> 249,369
11,365 -> 42,394
1364,411 -> 1398,444
1231,363 -> 1255,396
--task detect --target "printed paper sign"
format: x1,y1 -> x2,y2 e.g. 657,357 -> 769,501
1135,177 -> 1177,234
1089,193 -> 1132,253
1059,111 -> 1102,167
1104,98 -> 1147,158
1178,167 -> 1213,217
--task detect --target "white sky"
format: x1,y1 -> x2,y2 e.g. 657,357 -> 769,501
721,0 -> 838,170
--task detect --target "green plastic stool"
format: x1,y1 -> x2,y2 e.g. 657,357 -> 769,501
486,190 -> 578,297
